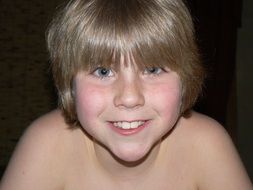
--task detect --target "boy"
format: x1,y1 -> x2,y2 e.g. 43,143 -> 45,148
0,0 -> 252,189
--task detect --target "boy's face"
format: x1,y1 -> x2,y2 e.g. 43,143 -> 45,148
74,59 -> 182,162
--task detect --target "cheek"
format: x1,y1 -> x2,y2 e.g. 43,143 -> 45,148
149,82 -> 182,119
75,84 -> 107,122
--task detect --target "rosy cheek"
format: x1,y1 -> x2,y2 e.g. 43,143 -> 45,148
75,84 -> 106,121
149,82 -> 182,118
163,89 -> 181,116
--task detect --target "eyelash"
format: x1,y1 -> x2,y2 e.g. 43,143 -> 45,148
92,67 -> 114,79
91,66 -> 167,79
143,67 -> 167,75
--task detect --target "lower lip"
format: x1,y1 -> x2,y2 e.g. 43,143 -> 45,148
109,121 -> 149,136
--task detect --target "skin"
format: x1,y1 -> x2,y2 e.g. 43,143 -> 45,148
74,60 -> 182,164
0,61 -> 252,189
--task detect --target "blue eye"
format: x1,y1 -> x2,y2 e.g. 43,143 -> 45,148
93,67 -> 113,78
144,67 -> 163,75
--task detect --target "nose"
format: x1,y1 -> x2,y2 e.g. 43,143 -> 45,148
113,76 -> 145,109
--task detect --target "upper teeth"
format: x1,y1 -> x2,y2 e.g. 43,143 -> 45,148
113,121 -> 145,129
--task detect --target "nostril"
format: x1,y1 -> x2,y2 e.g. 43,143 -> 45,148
113,84 -> 145,109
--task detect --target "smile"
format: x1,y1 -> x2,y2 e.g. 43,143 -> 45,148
112,121 -> 145,129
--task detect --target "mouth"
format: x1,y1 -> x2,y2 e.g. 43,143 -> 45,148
112,121 -> 145,129
109,120 -> 149,136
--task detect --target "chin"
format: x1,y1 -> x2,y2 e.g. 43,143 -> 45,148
114,150 -> 147,163
109,140 -> 158,164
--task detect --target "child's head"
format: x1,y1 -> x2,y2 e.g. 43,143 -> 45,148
47,0 -> 205,126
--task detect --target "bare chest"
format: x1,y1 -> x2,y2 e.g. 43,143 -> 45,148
64,165 -> 197,190
65,179 -> 196,190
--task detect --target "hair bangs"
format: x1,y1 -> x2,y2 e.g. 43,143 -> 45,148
72,4 -> 185,73
75,36 -> 181,73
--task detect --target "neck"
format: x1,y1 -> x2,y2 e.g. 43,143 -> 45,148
89,139 -> 165,181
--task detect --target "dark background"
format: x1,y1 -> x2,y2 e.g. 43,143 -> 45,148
189,0 -> 241,139
0,0 -> 252,180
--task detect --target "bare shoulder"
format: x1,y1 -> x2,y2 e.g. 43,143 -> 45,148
0,110 -> 74,190
180,111 -> 232,144
22,109 -> 71,143
13,109 -> 71,154
178,111 -> 253,190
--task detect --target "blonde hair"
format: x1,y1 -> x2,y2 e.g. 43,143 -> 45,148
47,0 -> 205,126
